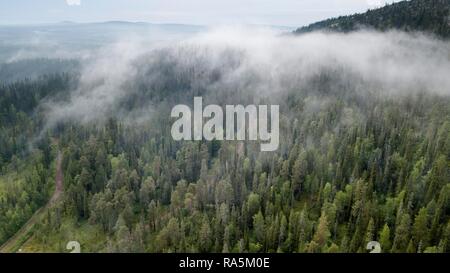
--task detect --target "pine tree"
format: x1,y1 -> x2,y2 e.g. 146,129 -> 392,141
391,213 -> 411,253
311,213 -> 330,251
199,216 -> 212,252
379,224 -> 391,253
412,207 -> 429,251
253,211 -> 265,245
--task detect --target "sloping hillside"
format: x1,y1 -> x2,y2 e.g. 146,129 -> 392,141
294,0 -> 450,38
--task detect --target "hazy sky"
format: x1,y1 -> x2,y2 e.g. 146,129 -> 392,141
1,0 -> 403,27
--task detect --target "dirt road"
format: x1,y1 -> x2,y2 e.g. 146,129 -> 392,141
0,152 -> 64,253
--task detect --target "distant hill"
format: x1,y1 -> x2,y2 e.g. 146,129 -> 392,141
294,0 -> 450,38
0,22 -> 207,62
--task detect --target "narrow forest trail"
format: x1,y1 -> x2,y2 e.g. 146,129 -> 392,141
0,152 -> 64,253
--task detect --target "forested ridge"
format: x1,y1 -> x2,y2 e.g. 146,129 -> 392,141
0,74 -> 72,245
295,0 -> 450,38
54,90 -> 449,253
0,62 -> 448,253
0,1 -> 449,253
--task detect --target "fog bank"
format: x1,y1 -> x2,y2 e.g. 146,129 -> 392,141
42,26 -> 450,128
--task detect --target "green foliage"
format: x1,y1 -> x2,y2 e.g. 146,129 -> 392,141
1,4 -> 449,251
295,0 -> 450,38
0,152 -> 53,245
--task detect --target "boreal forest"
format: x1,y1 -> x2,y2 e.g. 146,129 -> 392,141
0,0 -> 449,253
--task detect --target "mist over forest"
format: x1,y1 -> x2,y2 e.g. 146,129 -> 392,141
33,26 -> 449,127
0,0 -> 449,254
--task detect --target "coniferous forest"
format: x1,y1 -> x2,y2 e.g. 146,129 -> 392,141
0,0 -> 449,253
295,0 -> 450,37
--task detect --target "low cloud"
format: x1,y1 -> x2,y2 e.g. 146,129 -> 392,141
41,26 -> 450,129
66,0 -> 81,6
367,0 -> 384,7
